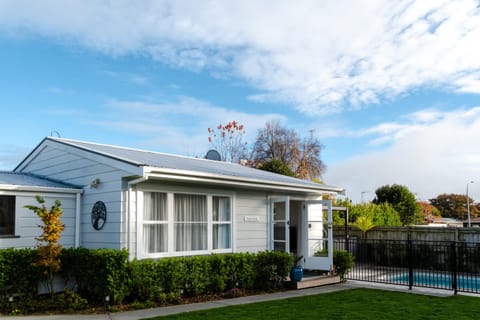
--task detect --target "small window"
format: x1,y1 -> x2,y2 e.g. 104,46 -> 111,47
212,196 -> 232,249
143,192 -> 168,253
0,195 -> 15,236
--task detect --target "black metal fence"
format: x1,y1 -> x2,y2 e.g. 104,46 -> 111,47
334,238 -> 480,294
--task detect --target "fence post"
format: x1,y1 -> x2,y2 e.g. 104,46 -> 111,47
408,239 -> 413,290
451,241 -> 457,295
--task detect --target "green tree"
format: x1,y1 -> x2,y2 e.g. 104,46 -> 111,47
429,193 -> 479,220
25,196 -> 65,297
257,158 -> 296,177
331,197 -> 352,226
373,203 -> 402,226
348,203 -> 401,227
373,184 -> 418,226
355,215 -> 375,238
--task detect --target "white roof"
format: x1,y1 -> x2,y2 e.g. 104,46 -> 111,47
17,137 -> 343,194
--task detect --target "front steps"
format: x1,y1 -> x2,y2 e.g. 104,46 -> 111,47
287,274 -> 341,290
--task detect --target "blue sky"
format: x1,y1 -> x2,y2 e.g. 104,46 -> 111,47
1,0 -> 480,203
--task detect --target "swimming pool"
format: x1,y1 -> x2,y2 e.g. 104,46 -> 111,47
390,271 -> 480,291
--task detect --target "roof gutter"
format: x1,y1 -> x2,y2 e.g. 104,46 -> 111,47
144,171 -> 343,194
0,184 -> 84,194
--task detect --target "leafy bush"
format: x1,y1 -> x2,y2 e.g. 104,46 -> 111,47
126,251 -> 291,303
254,251 -> 293,291
1,248 -> 292,313
0,248 -> 39,296
60,247 -> 129,304
333,250 -> 354,282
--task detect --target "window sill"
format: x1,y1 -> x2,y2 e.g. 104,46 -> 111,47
140,248 -> 233,259
0,235 -> 20,239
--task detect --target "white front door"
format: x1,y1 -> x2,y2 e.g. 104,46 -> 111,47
302,200 -> 333,271
270,197 -> 290,252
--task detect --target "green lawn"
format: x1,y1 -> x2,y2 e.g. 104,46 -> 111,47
146,288 -> 480,320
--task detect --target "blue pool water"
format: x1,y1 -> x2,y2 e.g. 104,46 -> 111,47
390,272 -> 480,291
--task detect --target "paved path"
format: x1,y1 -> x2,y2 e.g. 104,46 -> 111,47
6,281 -> 458,320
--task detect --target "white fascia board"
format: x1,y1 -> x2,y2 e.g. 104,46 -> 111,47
143,168 -> 343,194
0,184 -> 83,194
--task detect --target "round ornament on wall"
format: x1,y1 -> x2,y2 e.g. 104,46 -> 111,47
91,201 -> 107,230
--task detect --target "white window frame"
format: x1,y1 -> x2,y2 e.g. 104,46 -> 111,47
142,192 -> 169,254
212,195 -> 233,250
137,188 -> 234,259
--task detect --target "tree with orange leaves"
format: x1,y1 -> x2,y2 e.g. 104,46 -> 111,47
416,201 -> 441,224
25,196 -> 65,297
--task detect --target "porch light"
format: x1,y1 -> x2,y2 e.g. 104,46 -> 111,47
90,178 -> 101,188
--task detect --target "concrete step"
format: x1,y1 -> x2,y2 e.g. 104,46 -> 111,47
288,274 -> 341,290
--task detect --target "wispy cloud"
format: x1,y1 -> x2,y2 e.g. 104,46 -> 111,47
91,96 -> 285,156
47,86 -> 76,95
102,70 -> 150,85
1,1 -> 479,115
324,106 -> 480,202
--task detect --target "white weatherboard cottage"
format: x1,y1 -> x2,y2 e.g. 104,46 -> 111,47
2,137 -> 343,271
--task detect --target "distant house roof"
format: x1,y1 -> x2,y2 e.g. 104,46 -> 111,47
16,137 -> 343,194
0,171 -> 82,192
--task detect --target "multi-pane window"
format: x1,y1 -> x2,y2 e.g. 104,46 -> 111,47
0,196 -> 15,236
142,192 -> 232,256
143,192 -> 168,253
212,196 -> 231,249
174,194 -> 207,251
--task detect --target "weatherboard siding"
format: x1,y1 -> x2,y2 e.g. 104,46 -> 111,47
234,190 -> 269,253
18,142 -> 136,250
0,192 -> 76,249
10,138 -> 335,259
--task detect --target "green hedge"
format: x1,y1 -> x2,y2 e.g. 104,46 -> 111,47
0,248 -> 292,311
126,251 -> 292,304
0,248 -> 42,314
61,247 -> 129,304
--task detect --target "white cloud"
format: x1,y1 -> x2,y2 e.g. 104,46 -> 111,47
92,96 -> 285,156
1,0 -> 479,114
324,106 -> 480,203
102,70 -> 150,85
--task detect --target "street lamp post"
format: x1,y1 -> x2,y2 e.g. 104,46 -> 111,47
467,181 -> 474,228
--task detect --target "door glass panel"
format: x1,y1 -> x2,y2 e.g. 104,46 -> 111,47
274,242 -> 286,251
304,200 -> 333,271
273,202 -> 286,220
272,199 -> 289,253
274,222 -> 286,240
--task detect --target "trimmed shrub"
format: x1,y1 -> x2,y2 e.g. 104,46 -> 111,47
1,248 -> 293,312
0,248 -> 39,295
61,247 -> 129,304
254,251 -> 293,291
333,250 -> 354,282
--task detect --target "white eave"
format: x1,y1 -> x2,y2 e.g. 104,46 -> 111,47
0,184 -> 83,194
140,166 -> 344,194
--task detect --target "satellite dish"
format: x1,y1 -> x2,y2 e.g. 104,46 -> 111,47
205,149 -> 221,161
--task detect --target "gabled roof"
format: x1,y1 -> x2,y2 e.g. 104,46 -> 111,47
17,137 -> 343,193
0,171 -> 82,192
